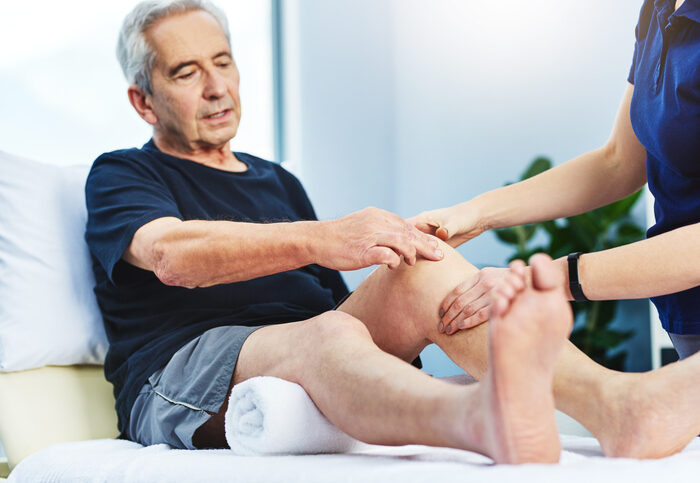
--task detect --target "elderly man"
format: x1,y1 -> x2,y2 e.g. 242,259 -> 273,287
86,0 -> 699,465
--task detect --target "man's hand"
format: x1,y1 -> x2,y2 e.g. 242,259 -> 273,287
438,266 -> 514,334
408,202 -> 485,248
315,207 -> 444,271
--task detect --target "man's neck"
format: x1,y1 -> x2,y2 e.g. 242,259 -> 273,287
152,134 -> 247,172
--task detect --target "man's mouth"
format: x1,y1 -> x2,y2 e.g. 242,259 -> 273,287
204,109 -> 230,119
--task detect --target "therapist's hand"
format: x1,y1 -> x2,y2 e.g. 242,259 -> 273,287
438,266 -> 520,334
409,201 -> 485,248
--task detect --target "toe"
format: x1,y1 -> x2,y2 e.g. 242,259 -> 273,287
529,253 -> 561,291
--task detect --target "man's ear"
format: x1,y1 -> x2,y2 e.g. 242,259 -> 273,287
128,85 -> 158,125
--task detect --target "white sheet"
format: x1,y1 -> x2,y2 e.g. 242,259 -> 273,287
9,436 -> 700,483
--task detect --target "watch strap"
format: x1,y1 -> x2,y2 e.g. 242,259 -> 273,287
567,252 -> 589,302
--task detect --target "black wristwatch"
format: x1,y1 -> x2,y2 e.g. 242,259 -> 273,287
567,252 -> 589,302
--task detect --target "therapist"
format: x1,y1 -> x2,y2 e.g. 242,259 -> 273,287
412,0 -> 700,358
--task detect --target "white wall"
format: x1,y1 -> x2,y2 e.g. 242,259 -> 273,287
284,0 -> 650,374
391,0 -> 641,266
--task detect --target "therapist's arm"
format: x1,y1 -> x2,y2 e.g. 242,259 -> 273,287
412,83 -> 646,246
438,222 -> 700,334
556,222 -> 700,301
123,208 -> 443,289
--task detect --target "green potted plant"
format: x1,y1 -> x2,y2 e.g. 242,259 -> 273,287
494,157 -> 645,370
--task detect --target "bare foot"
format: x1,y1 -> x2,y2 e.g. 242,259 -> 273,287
466,255 -> 573,463
593,354 -> 700,458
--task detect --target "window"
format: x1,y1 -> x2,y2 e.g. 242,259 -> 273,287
0,0 -> 275,166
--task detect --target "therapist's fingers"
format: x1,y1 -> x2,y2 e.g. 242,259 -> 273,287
452,294 -> 492,333
439,273 -> 482,330
491,293 -> 510,318
408,209 -> 458,244
491,261 -> 529,317
442,292 -> 492,334
438,267 -> 509,334
439,267 -> 510,334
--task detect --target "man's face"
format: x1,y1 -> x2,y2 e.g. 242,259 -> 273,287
146,10 -> 241,152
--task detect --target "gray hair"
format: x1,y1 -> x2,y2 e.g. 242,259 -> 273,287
117,0 -> 231,95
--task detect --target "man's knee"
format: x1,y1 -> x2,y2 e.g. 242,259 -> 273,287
235,312 -> 371,384
374,240 -> 478,309
303,311 -> 373,347
400,239 -> 476,284
337,239 -> 480,350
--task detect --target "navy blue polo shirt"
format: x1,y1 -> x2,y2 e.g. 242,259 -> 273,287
628,0 -> 700,334
85,140 -> 349,436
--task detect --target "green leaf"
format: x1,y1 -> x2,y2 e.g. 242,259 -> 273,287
494,227 -> 519,245
588,328 -> 634,349
597,190 -> 643,223
603,351 -> 628,371
616,222 -> 645,241
513,223 -> 538,244
507,246 -> 548,263
521,156 -> 552,180
566,213 -> 600,251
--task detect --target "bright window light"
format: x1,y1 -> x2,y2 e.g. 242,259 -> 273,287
0,0 -> 275,166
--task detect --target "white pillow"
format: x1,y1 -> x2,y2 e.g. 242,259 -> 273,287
0,151 -> 108,371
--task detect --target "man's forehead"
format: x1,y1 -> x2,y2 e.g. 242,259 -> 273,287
147,10 -> 231,66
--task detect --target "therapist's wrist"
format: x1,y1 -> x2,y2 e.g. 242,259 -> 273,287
554,256 -> 574,300
462,195 -> 491,235
471,191 -> 512,234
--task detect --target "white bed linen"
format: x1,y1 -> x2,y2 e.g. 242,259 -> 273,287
9,436 -> 700,483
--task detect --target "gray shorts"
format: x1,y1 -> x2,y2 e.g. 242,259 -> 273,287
127,324 -> 263,449
668,332 -> 700,360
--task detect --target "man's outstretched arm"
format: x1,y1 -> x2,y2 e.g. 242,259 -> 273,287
123,207 -> 444,288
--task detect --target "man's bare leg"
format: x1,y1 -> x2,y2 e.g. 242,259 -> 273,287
227,295 -> 568,463
340,241 -> 700,458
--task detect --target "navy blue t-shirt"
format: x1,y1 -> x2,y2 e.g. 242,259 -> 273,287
85,140 -> 349,435
628,0 -> 700,334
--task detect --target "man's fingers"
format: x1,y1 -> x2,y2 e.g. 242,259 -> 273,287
365,246 -> 401,269
375,232 -> 418,266
416,236 -> 443,261
409,225 -> 443,261
344,208 -> 444,270
375,228 -> 441,265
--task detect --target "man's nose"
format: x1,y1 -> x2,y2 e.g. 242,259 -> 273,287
203,69 -> 227,99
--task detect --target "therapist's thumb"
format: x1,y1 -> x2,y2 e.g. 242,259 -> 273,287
435,226 -> 450,241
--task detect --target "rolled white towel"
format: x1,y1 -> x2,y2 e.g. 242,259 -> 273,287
224,376 -> 360,456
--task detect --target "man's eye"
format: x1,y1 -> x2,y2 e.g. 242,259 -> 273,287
217,62 -> 231,68
178,71 -> 195,80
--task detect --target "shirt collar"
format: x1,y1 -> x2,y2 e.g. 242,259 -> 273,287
143,138 -> 158,152
676,0 -> 700,23
658,0 -> 700,24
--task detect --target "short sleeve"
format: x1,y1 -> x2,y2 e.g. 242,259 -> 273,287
85,154 -> 182,283
274,164 -> 319,221
628,0 -> 655,85
627,28 -> 639,84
